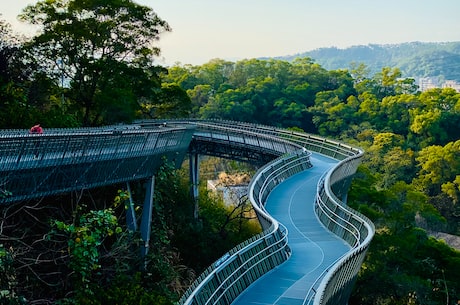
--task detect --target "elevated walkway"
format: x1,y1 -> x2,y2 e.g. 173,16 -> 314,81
232,154 -> 349,305
0,124 -> 195,203
0,121 -> 299,204
0,120 -> 374,305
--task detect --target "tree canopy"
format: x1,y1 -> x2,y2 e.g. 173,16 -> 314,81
19,0 -> 172,125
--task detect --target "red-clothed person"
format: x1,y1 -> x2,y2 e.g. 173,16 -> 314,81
30,124 -> 44,134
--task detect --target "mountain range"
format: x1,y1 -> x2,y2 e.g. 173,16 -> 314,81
275,41 -> 460,83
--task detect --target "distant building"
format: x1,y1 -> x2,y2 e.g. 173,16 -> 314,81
418,78 -> 460,93
418,77 -> 438,91
442,80 -> 460,92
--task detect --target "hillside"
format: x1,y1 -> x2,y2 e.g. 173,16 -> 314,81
276,41 -> 460,82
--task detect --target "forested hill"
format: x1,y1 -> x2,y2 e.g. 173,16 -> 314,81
275,41 -> 460,82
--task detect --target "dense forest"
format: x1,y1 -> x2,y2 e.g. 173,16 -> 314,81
1,0 -> 460,304
275,42 -> 460,83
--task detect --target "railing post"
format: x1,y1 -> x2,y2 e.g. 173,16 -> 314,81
189,153 -> 199,219
140,176 -> 155,266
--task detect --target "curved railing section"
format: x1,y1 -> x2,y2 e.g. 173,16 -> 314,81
311,158 -> 375,305
139,120 -> 303,166
161,119 -> 361,161
0,119 -> 375,305
178,149 -> 313,305
163,120 -> 374,305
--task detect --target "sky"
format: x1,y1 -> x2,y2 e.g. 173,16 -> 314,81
2,0 -> 460,66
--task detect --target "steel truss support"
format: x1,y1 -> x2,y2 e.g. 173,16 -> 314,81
125,182 -> 138,232
124,177 -> 155,268
140,176 -> 155,262
189,153 -> 199,219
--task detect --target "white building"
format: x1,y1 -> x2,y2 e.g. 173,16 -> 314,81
418,78 -> 460,93
442,80 -> 460,92
418,77 -> 438,91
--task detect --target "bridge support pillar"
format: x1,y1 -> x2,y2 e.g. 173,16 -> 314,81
140,176 -> 155,265
125,182 -> 138,232
190,153 -> 199,219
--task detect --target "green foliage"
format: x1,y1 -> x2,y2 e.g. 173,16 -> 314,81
19,0 -> 171,126
42,176 -> 194,304
352,226 -> 460,305
0,18 -> 33,128
75,273 -> 174,305
409,88 -> 460,146
52,207 -> 122,295
349,167 -> 458,305
413,140 -> 460,198
380,94 -> 419,134
139,83 -> 192,119
164,57 -> 355,132
0,244 -> 26,304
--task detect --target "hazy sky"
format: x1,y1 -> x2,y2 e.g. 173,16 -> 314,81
2,0 -> 460,66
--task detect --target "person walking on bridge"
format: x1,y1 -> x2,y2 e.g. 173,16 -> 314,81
29,124 -> 43,134
29,124 -> 43,158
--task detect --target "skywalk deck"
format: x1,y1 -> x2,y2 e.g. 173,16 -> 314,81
232,154 -> 350,305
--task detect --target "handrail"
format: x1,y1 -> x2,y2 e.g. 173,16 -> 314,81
158,119 -> 374,305
1,119 -> 375,305
178,149 -> 312,304
0,125 -> 196,203
312,156 -> 374,305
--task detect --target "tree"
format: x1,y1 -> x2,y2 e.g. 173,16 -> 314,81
413,140 -> 460,198
139,83 -> 192,119
199,87 -> 256,121
52,208 -> 123,296
409,88 -> 460,146
374,67 -> 401,96
0,16 -> 81,128
194,59 -> 234,91
0,17 -> 30,128
380,94 -> 420,135
20,0 -> 171,126
364,132 -> 416,188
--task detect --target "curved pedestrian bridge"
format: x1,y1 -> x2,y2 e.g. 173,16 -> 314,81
0,120 -> 374,305
231,154 -> 350,305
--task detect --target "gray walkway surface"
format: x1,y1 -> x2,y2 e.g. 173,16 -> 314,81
232,153 -> 351,305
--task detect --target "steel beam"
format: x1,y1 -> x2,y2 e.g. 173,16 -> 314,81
140,176 -> 155,264
125,182 -> 138,232
189,153 -> 199,219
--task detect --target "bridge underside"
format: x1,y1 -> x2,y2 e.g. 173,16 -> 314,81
0,150 -> 185,204
188,138 -> 280,167
1,139 -> 283,204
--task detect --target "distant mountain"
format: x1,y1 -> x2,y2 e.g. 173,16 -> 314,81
275,42 -> 460,83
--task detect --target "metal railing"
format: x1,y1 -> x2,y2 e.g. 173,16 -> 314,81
0,120 -> 302,203
157,119 -> 360,161
0,125 -> 195,203
161,120 -> 374,305
1,119 -> 375,305
139,120 -> 303,165
311,157 -> 374,305
178,149 -> 313,305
